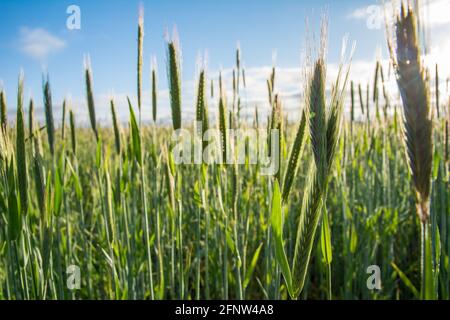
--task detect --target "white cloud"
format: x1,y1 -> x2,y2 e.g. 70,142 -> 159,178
19,27 -> 66,60
347,7 -> 371,20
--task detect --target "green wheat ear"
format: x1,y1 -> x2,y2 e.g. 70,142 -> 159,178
32,121 -> 46,218
195,67 -> 209,153
309,59 -> 328,176
43,74 -> 55,156
282,109 -> 307,204
16,73 -> 28,217
28,98 -> 34,138
151,56 -> 158,123
110,99 -> 121,155
69,109 -> 76,155
358,82 -> 365,115
166,29 -> 182,130
84,56 -> 99,141
218,72 -> 227,164
0,89 -> 7,132
373,61 -> 379,103
137,6 -> 144,111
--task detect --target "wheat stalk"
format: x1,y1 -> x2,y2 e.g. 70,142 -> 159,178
291,24 -> 352,298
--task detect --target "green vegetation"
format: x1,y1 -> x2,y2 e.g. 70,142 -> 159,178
0,4 -> 449,300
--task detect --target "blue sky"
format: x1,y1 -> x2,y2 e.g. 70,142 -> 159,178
0,0 -> 448,123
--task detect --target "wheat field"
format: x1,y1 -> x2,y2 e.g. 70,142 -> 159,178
0,2 -> 449,300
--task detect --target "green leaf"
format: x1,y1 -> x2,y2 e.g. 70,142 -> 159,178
350,223 -> 358,254
127,97 -> 142,166
391,262 -> 419,299
270,180 -> 294,298
225,229 -> 235,254
434,228 -> 441,288
7,189 -> 21,241
193,181 -> 202,206
168,149 -> 176,176
432,150 -> 440,180
67,160 -> 82,200
53,169 -> 63,216
44,170 -> 53,227
243,242 -> 263,289
282,110 -> 307,203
